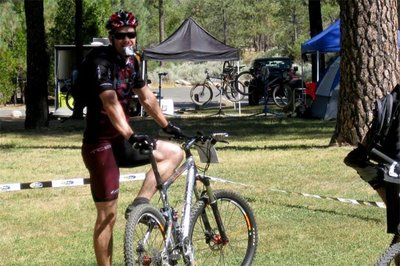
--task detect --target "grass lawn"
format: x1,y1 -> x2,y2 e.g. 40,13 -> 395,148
0,107 -> 393,265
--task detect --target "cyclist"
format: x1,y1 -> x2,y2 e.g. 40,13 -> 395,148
80,10 -> 184,266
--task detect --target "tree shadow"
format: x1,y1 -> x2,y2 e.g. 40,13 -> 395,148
0,143 -> 81,150
247,196 -> 383,223
0,112 -> 337,143
219,143 -> 330,152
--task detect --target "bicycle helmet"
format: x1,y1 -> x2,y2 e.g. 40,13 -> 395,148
106,10 -> 138,33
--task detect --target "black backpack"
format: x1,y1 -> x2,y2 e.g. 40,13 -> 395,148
70,46 -> 142,110
70,46 -> 107,109
368,84 -> 400,156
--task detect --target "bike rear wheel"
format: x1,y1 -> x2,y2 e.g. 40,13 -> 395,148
235,71 -> 255,96
190,83 -> 213,106
189,190 -> 258,266
224,82 -> 244,102
272,84 -> 292,108
124,204 -> 166,266
376,235 -> 400,266
65,90 -> 75,111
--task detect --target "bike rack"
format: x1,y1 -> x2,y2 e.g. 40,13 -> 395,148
251,66 -> 277,117
157,72 -> 168,107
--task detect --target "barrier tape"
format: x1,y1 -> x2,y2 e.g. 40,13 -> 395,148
0,173 -> 386,209
0,173 -> 145,193
206,176 -> 386,209
267,188 -> 386,209
209,177 -> 386,209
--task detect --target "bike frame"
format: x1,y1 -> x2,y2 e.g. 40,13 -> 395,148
203,71 -> 227,97
147,136 -> 226,264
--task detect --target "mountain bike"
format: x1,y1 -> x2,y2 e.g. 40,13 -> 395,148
370,148 -> 400,265
190,69 -> 245,106
222,60 -> 245,80
235,67 -> 309,108
124,132 -> 258,266
235,68 -> 293,107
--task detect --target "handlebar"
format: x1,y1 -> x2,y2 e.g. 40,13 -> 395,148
158,72 -> 168,76
371,148 -> 396,164
178,132 -> 228,164
370,148 -> 400,183
137,132 -> 229,153
135,132 -> 228,167
171,132 -> 229,149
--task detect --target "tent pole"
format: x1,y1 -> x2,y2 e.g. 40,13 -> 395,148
236,60 -> 241,115
316,51 -> 320,81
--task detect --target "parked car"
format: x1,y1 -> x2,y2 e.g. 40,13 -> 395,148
247,57 -> 302,106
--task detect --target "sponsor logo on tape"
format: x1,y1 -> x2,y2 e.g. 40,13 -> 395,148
1,185 -> 11,191
120,173 -> 145,182
52,178 -> 84,188
1,183 -> 21,192
29,182 -> 43,189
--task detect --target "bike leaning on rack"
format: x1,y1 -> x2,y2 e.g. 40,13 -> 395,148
124,132 -> 258,266
371,148 -> 400,266
190,69 -> 245,106
56,78 -> 75,111
234,67 -> 295,108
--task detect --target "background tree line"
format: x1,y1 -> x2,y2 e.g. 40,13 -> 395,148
3,0 -> 400,147
0,0 -> 339,106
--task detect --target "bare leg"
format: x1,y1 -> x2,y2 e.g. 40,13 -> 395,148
136,140 -> 184,199
93,199 -> 118,266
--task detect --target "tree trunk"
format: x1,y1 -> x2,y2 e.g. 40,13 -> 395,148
72,0 -> 85,119
159,0 -> 165,43
308,0 -> 325,82
75,0 -> 83,64
335,0 -> 399,145
158,0 -> 165,66
24,0 -> 49,129
398,0 -> 400,24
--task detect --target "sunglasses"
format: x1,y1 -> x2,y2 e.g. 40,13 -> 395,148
114,32 -> 137,40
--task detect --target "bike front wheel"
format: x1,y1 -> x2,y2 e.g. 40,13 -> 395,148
189,190 -> 258,266
190,83 -> 213,106
124,204 -> 166,266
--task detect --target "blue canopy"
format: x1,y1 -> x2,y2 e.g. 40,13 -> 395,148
301,20 -> 340,54
301,19 -> 400,54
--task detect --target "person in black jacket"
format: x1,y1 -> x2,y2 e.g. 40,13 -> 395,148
80,10 -> 184,265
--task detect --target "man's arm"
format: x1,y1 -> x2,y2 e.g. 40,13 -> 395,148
133,86 -> 169,128
99,90 -> 133,140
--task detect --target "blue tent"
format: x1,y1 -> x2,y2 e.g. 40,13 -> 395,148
311,57 -> 340,120
301,19 -> 400,54
301,20 -> 340,54
303,20 -> 400,120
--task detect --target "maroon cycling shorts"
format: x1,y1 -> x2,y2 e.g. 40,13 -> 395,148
82,140 -> 151,202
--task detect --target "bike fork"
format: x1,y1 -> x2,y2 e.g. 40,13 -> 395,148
203,177 -> 229,244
